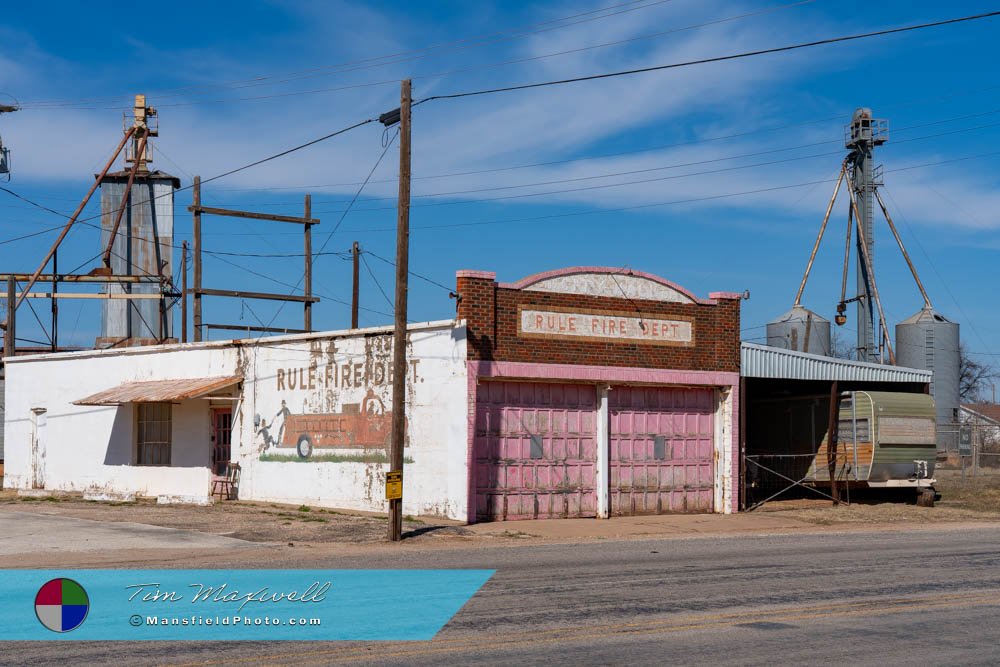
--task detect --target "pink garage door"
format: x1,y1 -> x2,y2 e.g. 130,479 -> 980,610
474,381 -> 597,521
610,386 -> 715,515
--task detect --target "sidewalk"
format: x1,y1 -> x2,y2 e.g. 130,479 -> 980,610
462,512 -> 813,540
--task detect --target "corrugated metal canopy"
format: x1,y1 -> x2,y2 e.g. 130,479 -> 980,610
741,342 -> 932,383
74,376 -> 242,406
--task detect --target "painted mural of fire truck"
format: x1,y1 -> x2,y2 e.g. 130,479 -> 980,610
279,389 -> 396,458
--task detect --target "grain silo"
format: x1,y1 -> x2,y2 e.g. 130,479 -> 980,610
97,170 -> 179,346
95,94 -> 179,347
767,306 -> 831,356
896,307 -> 960,451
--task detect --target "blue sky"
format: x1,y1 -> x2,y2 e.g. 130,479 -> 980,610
1,0 -> 998,366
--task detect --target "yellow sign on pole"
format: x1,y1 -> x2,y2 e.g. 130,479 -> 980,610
385,470 -> 403,500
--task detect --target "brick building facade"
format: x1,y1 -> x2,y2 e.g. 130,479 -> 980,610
455,266 -> 742,522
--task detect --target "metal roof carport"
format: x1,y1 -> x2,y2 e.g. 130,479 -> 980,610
739,343 -> 932,510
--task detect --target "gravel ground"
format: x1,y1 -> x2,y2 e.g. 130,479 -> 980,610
756,467 -> 1000,524
0,491 -> 471,544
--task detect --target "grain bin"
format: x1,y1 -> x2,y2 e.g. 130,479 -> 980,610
98,170 -> 179,346
766,306 -> 832,356
895,307 -> 960,451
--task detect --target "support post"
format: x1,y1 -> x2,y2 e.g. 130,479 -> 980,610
827,381 -> 840,506
102,135 -> 146,268
6,127 -> 134,322
51,250 -> 58,352
596,385 -> 610,519
874,190 -> 932,309
351,241 -> 360,329
303,194 -> 312,332
181,240 -> 188,343
4,277 -> 14,360
794,165 -> 845,306
192,176 -> 202,342
739,375 -> 747,511
846,184 -> 895,363
388,79 -> 412,543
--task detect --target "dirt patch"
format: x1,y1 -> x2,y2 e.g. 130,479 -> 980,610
755,469 -> 1000,525
0,490 -> 472,545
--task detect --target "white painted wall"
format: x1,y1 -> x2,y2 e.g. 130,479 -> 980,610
239,323 -> 469,520
2,321 -> 470,519
3,345 -> 234,500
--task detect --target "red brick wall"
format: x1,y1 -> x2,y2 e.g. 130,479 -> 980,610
456,273 -> 740,373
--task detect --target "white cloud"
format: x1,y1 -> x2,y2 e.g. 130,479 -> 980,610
2,0 -> 999,238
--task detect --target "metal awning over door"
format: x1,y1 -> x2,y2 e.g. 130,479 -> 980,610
74,376 -> 242,406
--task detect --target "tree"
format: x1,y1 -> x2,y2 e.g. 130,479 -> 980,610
830,330 -> 856,360
959,343 -> 998,403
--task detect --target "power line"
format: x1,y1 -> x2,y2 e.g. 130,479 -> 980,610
262,129 -> 400,332
415,12 -> 1000,105
0,115 -> 379,251
344,149 -> 1000,234
204,252 -> 392,318
209,101 -> 1000,202
360,252 -> 394,310
302,124 -> 1000,216
18,0 -> 679,109
363,249 -> 454,293
880,187 -> 996,359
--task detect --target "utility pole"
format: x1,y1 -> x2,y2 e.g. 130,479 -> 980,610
51,250 -> 58,351
181,241 -> 188,343
4,277 -> 15,361
388,79 -> 412,542
0,103 -> 18,178
192,176 -> 202,342
303,194 -> 312,332
351,241 -> 360,329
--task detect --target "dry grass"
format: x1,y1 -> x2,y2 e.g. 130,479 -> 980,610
758,468 -> 1000,526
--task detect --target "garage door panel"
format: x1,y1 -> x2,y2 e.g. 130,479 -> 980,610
610,386 -> 715,516
474,381 -> 598,522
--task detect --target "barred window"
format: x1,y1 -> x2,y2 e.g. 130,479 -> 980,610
136,403 -> 172,466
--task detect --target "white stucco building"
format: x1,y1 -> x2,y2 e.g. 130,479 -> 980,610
3,267 -> 745,522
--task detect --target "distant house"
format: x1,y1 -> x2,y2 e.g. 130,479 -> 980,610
959,404 -> 1000,454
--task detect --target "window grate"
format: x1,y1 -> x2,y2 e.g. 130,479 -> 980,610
137,403 -> 172,466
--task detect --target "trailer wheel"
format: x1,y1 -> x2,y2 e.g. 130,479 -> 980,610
916,489 -> 935,507
296,435 -> 313,459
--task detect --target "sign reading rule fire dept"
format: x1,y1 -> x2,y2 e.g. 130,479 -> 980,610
519,307 -> 693,346
385,471 -> 403,500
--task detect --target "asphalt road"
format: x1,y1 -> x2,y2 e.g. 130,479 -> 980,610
8,525 -> 1000,666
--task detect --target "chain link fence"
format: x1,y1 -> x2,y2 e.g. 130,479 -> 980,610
938,420 -> 1000,476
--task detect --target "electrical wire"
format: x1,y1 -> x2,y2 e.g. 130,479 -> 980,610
18,0 -> 679,109
880,187 -> 997,360
209,107 -> 1000,207
261,129 -> 400,331
0,115 -> 379,252
345,149 -> 1000,234
363,249 -> 455,293
360,252 -> 394,310
415,12 -> 1000,105
124,0 -> 812,111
